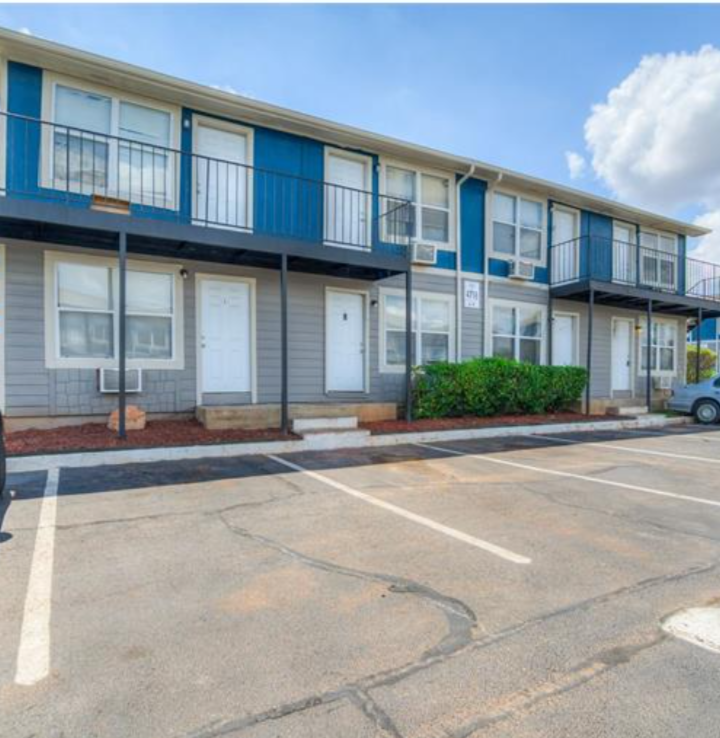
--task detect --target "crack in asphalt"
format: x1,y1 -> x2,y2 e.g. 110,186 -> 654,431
186,511 -> 719,738
449,634 -> 668,737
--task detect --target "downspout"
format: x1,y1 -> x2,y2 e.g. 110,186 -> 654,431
455,164 -> 476,361
483,172 -> 503,357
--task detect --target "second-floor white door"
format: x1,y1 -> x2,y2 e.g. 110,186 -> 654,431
194,118 -> 251,230
325,150 -> 371,248
613,223 -> 636,284
552,208 -> 579,283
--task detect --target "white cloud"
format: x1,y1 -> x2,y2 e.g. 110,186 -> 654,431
690,210 -> 720,263
565,150 -> 586,180
585,45 -> 720,214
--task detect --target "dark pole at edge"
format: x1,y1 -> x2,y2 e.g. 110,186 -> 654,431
696,307 -> 703,383
646,299 -> 653,412
585,286 -> 594,415
280,253 -> 289,434
405,266 -> 413,422
118,230 -> 127,440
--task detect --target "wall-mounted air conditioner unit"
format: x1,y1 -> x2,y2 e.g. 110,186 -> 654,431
411,242 -> 437,265
99,368 -> 143,394
508,260 -> 536,280
653,375 -> 673,391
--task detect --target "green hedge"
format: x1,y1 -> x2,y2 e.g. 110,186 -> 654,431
413,358 -> 588,419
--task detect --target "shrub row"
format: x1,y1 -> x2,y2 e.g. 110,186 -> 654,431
412,358 -> 588,419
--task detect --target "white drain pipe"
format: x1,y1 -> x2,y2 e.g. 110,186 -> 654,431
483,172 -> 503,356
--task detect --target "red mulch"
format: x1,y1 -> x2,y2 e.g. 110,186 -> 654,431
362,412 -> 613,435
6,419 -> 297,457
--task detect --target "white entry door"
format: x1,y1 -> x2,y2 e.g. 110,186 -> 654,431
612,318 -> 633,392
326,291 -> 366,392
194,119 -> 251,229
200,279 -> 252,394
552,314 -> 577,366
325,150 -> 371,248
613,222 -> 636,284
552,208 -> 579,283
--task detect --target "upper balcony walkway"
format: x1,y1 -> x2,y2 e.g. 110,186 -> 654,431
0,111 -> 412,279
550,235 -> 720,318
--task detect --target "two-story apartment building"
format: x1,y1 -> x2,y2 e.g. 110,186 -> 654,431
0,28 -> 718,434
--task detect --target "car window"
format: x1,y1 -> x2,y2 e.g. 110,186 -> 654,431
715,377 -> 720,389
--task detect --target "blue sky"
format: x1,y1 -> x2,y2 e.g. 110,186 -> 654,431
1,4 -> 719,225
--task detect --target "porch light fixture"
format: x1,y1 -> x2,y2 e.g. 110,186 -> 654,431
180,268 -> 189,280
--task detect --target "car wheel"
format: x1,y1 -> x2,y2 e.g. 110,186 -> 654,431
694,400 -> 720,425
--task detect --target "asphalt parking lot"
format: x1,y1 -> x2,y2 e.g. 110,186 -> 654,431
2,424 -> 720,738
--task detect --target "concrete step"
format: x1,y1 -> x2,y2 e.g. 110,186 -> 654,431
605,405 -> 649,417
292,416 -> 358,433
300,428 -> 371,448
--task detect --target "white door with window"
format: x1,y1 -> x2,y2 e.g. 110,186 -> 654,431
194,119 -> 251,229
552,314 -> 577,366
326,291 -> 365,391
612,318 -> 633,392
200,279 -> 252,394
552,208 -> 579,283
325,151 -> 371,248
613,223 -> 636,284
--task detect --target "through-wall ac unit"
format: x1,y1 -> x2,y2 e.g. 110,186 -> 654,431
508,259 -> 536,280
411,242 -> 437,265
98,368 -> 143,394
653,375 -> 673,391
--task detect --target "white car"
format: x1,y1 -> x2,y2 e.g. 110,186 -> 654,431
667,374 -> 720,424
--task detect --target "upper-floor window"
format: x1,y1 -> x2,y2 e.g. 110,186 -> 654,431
639,229 -> 677,291
383,164 -> 453,247
492,192 -> 544,262
46,80 -> 175,208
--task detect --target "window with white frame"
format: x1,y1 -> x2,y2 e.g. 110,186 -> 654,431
492,192 -> 544,261
383,165 -> 452,246
639,230 -> 678,290
50,256 -> 180,367
640,321 -> 677,374
49,81 -> 174,206
491,302 -> 544,364
382,291 -> 453,369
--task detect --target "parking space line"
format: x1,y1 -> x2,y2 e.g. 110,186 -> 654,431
417,443 -> 720,510
267,455 -> 531,565
525,434 -> 720,465
15,468 -> 59,686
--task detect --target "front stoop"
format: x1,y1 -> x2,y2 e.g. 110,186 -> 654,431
196,402 -> 396,430
291,416 -> 370,446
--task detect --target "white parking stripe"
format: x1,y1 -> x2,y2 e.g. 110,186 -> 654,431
268,455 -> 531,565
417,443 -> 720,510
525,434 -> 720,465
15,468 -> 59,686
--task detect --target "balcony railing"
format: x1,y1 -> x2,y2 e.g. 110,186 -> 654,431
550,235 -> 720,303
0,111 -> 412,255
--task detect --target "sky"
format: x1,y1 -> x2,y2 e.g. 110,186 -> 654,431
2,3 -> 720,256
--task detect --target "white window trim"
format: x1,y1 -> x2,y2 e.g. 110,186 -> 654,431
639,227 -> 678,252
40,72 -> 181,209
195,273 -> 257,404
491,188 -> 548,266
44,250 -> 185,370
488,297 -> 548,364
613,220 -> 637,244
379,287 -> 456,374
379,159 -> 456,250
637,316 -> 678,378
325,286 -> 371,393
551,310 -> 580,367
192,115 -> 255,232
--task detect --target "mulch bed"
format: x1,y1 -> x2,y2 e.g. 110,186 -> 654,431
6,419 -> 297,457
362,412 -> 614,435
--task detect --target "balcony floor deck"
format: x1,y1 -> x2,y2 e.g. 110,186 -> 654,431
551,278 -> 720,319
0,197 -> 409,280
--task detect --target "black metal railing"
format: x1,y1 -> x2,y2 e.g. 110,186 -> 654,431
550,235 -> 720,302
1,111 -> 413,254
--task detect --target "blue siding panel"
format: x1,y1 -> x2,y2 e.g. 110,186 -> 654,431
581,210 -> 613,281
435,250 -> 456,270
7,62 -> 42,196
678,234 -> 687,295
460,176 -> 486,273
